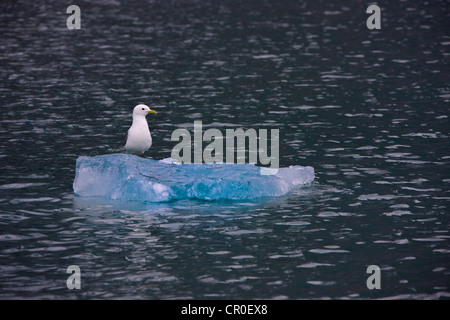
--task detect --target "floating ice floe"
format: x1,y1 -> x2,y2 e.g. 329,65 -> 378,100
73,154 -> 314,202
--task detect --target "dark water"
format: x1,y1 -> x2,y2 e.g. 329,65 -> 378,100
1,0 -> 449,299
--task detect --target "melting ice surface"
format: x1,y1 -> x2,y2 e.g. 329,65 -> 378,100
73,154 -> 314,202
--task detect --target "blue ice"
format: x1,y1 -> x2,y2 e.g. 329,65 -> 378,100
73,154 -> 314,202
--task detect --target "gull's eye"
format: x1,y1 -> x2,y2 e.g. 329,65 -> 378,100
142,108 -> 145,110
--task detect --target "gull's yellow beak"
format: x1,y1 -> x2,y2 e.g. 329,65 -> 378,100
147,110 -> 157,114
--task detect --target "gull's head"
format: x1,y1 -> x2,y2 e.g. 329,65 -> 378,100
133,104 -> 157,117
